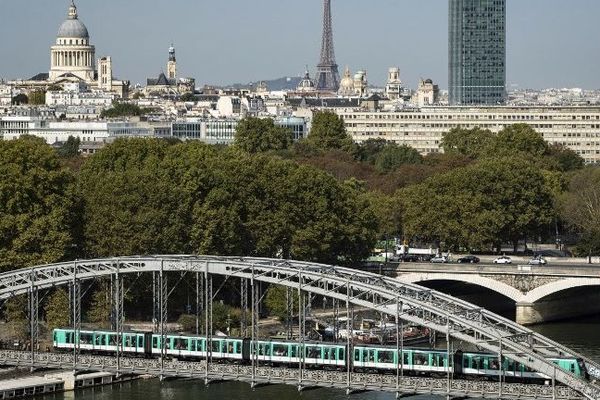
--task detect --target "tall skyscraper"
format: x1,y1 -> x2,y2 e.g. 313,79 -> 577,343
449,0 -> 506,105
316,0 -> 340,92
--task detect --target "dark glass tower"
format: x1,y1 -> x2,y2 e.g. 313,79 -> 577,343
449,0 -> 506,105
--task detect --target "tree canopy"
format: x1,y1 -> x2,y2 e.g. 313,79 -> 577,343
0,136 -> 79,271
234,117 -> 293,153
305,110 -> 354,152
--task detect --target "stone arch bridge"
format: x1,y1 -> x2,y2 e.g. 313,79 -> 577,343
0,256 -> 599,400
393,263 -> 600,325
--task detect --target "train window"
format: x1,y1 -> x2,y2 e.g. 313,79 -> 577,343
174,338 -> 187,350
95,335 -> 103,345
195,340 -> 203,352
108,334 -> 117,346
80,333 -> 93,344
339,348 -> 345,361
488,358 -> 500,370
403,352 -> 409,365
432,354 -> 445,367
273,344 -> 287,357
153,337 -> 159,348
354,349 -> 361,362
66,332 -> 74,344
258,343 -> 270,356
306,346 -> 321,359
378,351 -> 393,363
211,341 -> 221,353
366,350 -> 375,363
506,359 -> 515,372
414,353 -> 428,366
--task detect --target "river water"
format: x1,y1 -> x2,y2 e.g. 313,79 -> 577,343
39,315 -> 600,400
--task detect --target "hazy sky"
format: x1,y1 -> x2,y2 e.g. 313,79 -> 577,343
1,0 -> 599,89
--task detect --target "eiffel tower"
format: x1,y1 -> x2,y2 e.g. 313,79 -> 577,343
315,0 -> 340,91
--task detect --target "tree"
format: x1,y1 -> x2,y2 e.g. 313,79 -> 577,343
265,285 -> 296,321
363,191 -> 403,239
57,136 -> 80,158
306,110 -> 354,152
484,124 -> 548,158
234,117 -> 294,153
87,283 -> 111,328
441,127 -> 494,159
4,296 -> 28,341
11,93 -> 28,105
401,157 -> 554,252
561,167 -> 600,257
0,136 -> 79,271
44,288 -> 70,331
100,102 -> 144,118
179,92 -> 197,102
374,144 -> 423,173
546,144 -> 585,172
28,91 -> 46,105
355,138 -> 389,163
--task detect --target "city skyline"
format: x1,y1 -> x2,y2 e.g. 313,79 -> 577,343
1,0 -> 599,89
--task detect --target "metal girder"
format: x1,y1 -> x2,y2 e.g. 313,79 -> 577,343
0,256 -> 599,400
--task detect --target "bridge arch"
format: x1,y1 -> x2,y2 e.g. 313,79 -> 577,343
398,272 -> 524,303
524,278 -> 600,303
0,256 -> 598,400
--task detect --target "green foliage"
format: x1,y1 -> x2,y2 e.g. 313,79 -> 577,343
100,102 -> 144,118
363,191 -> 403,238
306,110 -> 354,152
0,136 -> 79,271
561,167 -> 600,256
355,138 -> 389,163
28,91 -> 46,105
441,127 -> 494,158
374,144 -> 423,173
177,314 -> 199,332
4,296 -> 28,341
87,283 -> 111,328
11,94 -> 28,105
485,124 -> 549,158
44,288 -> 70,331
401,157 -> 554,251
546,144 -> 585,172
265,285 -> 296,321
179,92 -> 197,102
57,136 -> 80,158
234,117 -> 294,153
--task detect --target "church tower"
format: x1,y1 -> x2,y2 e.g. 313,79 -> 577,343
167,44 -> 177,80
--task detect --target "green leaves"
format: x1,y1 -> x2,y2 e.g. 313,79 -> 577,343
401,157 -> 554,251
0,136 -> 78,271
234,117 -> 293,153
306,110 -> 354,152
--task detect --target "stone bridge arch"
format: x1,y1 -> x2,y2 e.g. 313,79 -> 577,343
523,278 -> 600,303
398,272 -> 524,303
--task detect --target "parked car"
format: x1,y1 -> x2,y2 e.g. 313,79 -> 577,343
457,255 -> 480,264
493,256 -> 512,264
431,255 -> 449,264
528,256 -> 547,266
401,254 -> 421,263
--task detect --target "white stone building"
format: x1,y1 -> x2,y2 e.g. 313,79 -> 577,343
337,106 -> 600,164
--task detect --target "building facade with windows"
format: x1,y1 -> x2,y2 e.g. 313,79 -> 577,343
449,0 -> 506,105
338,106 -> 600,164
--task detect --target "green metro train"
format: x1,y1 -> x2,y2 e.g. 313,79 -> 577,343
53,328 -> 588,382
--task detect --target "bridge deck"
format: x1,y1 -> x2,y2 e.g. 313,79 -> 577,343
0,351 -> 582,400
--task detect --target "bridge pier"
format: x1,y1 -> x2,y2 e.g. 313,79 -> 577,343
516,290 -> 600,325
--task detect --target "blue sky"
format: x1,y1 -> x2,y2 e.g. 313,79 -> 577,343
1,0 -> 599,89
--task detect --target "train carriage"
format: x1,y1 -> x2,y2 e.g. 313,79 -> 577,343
53,328 -> 150,355
353,346 -> 449,373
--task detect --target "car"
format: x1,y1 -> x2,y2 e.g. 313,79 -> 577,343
493,256 -> 512,264
457,255 -> 480,264
528,256 -> 547,266
431,255 -> 449,264
401,254 -> 421,263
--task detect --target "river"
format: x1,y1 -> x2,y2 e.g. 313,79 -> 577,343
38,315 -> 600,400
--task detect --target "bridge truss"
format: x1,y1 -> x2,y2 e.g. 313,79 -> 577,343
0,256 -> 598,399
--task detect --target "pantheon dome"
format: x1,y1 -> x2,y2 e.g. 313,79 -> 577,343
49,1 -> 96,82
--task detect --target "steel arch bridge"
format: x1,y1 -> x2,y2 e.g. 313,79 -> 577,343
0,255 -> 599,400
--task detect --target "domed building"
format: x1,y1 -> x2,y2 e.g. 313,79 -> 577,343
338,66 -> 354,97
49,1 -> 96,82
296,69 -> 316,93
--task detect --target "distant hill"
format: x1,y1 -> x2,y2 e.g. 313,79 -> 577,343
225,76 -> 302,91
